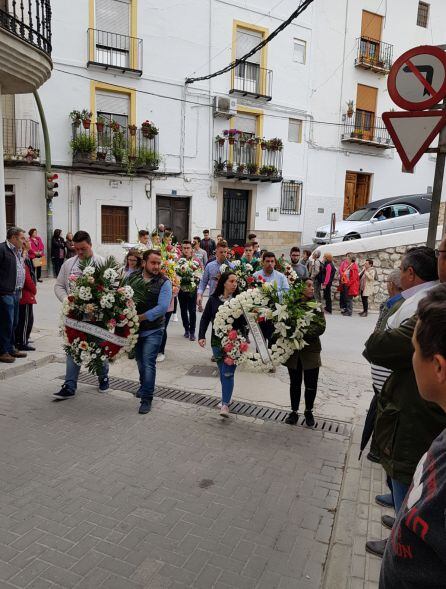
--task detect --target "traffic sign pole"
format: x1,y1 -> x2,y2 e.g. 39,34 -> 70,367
428,99 -> 446,247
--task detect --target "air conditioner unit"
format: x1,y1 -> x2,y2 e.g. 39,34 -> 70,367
267,207 -> 279,221
213,95 -> 237,119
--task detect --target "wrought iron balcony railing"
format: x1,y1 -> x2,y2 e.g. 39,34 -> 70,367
341,110 -> 393,148
87,28 -> 142,75
0,0 -> 52,55
355,36 -> 393,73
71,123 -> 160,174
214,137 -> 283,182
3,118 -> 40,162
230,62 -> 273,101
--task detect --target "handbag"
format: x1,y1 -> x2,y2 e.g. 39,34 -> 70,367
32,257 -> 43,268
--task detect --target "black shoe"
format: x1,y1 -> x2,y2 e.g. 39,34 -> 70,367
365,538 -> 387,558
367,451 -> 381,464
285,411 -> 298,425
37,279 -> 43,283
381,515 -> 395,530
189,333 -> 196,342
98,376 -> 109,392
54,385 -> 75,398
211,355 -> 217,362
18,344 -> 36,351
375,493 -> 394,509
304,410 -> 315,427
184,331 -> 190,339
138,401 -> 152,414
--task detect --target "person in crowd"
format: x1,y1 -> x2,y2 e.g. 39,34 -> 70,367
135,249 -> 172,414
285,279 -> 326,427
15,237 -> 36,352
138,229 -> 150,247
289,247 -> 309,280
217,234 -> 224,243
0,227 -> 27,363
200,229 -> 216,263
157,281 -> 179,363
65,232 -> 76,259
54,231 -> 109,397
28,228 -> 44,282
320,253 -> 336,314
197,241 -> 231,312
199,272 -> 243,418
178,240 -> 199,341
254,252 -> 290,294
252,241 -> 261,259
162,230 -> 173,247
240,242 -> 261,271
308,250 -> 322,301
151,231 -> 161,248
302,249 -> 312,269
341,254 -> 359,317
360,259 -> 376,317
380,283 -> 446,588
51,229 -> 66,277
157,224 -> 165,240
192,236 -> 208,267
123,249 -> 142,278
364,245 -> 442,559
248,233 -> 259,249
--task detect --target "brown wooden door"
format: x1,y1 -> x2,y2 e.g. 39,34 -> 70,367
344,172 -> 357,218
356,175 -> 370,209
156,196 -> 190,242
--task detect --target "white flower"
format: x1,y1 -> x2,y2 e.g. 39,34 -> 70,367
82,265 -> 95,276
78,286 -> 92,301
104,268 -> 118,281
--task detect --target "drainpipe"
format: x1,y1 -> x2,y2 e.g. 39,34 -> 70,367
33,89 -> 53,277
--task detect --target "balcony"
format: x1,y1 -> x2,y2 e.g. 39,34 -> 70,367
354,36 -> 393,73
229,62 -> 272,101
3,118 -> 40,164
0,0 -> 52,93
70,122 -> 160,175
87,29 -> 142,76
214,134 -> 283,183
341,110 -> 393,149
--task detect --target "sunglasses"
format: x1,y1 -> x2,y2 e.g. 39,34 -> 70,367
435,249 -> 446,258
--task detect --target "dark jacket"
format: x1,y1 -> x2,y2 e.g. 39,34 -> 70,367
135,272 -> 168,332
285,309 -> 326,370
0,241 -> 18,295
198,294 -> 245,346
364,315 -> 446,485
51,236 -> 65,260
200,238 -> 216,259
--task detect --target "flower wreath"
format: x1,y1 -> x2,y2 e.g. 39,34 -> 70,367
213,283 -> 320,372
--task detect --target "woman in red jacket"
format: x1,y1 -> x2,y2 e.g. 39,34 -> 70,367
15,239 -> 37,351
341,255 -> 359,317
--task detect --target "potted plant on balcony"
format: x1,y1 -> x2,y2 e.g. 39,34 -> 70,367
268,138 -> 283,151
69,110 -> 82,128
236,163 -> 246,175
226,162 -> 234,173
128,124 -> 138,136
223,129 -> 239,145
137,148 -> 160,170
25,146 -> 39,163
260,138 -> 268,150
80,109 -> 93,130
246,162 -> 258,175
70,134 -> 96,161
346,100 -> 354,118
246,137 -> 259,148
214,159 -> 226,174
141,120 -> 158,139
260,165 -> 278,176
96,116 -> 106,133
112,131 -> 127,164
109,120 -> 121,133
215,135 -> 225,146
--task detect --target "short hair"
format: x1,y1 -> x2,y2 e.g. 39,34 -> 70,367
416,284 -> 446,358
350,255 -> 356,263
164,230 -> 172,238
217,234 -> 223,238
262,251 -> 276,261
216,240 -> 228,249
138,229 -> 149,237
303,249 -> 312,258
388,269 -> 402,290
402,246 -> 438,282
6,226 -> 25,240
290,247 -> 300,255
193,236 -> 201,242
28,227 -> 37,237
142,249 -> 162,261
366,259 -> 374,266
182,240 -> 192,246
73,230 -> 91,245
203,229 -> 210,234
248,233 -> 256,239
244,242 -> 254,249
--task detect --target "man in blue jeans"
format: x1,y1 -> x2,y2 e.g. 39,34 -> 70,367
0,227 -> 27,363
135,249 -> 172,414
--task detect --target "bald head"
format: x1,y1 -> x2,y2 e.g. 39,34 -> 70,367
439,237 -> 446,283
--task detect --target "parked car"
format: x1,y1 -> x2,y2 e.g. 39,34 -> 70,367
313,194 -> 432,244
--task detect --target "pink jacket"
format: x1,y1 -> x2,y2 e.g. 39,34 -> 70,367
29,235 -> 44,256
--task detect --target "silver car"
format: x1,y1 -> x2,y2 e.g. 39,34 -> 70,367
313,194 -> 432,244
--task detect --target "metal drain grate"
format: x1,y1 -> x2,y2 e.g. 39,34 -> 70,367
63,372 -> 352,436
186,365 -> 219,377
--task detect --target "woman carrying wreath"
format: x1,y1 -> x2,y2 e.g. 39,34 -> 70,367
284,279 -> 326,428
198,272 -> 245,418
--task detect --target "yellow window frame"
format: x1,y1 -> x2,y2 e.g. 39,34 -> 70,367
232,20 -> 269,96
90,81 -> 137,126
230,105 -> 264,167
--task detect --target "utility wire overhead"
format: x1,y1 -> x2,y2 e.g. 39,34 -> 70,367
185,0 -> 315,84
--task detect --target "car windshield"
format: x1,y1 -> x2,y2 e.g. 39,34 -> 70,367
345,208 -> 377,221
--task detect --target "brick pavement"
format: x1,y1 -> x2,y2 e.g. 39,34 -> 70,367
0,363 -> 349,589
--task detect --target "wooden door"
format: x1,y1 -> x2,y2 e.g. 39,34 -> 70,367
356,175 -> 370,210
343,172 -> 357,218
156,196 -> 190,242
222,189 -> 249,246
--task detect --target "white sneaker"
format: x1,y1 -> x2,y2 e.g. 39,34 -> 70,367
172,313 -> 178,322
157,353 -> 165,362
217,401 -> 222,409
220,404 -> 230,418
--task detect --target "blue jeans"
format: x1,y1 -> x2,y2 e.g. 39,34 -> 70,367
64,353 -> 109,392
390,478 -> 410,515
0,292 -> 20,354
212,346 -> 237,406
135,330 -> 164,402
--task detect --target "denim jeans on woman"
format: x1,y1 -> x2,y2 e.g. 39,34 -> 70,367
135,329 -> 164,402
212,345 -> 236,405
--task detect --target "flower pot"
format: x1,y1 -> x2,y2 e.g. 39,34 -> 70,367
82,119 -> 91,130
73,120 -> 81,128
218,139 -> 225,146
129,127 -> 137,136
228,137 -> 236,145
96,151 -> 106,161
142,128 -> 150,138
261,142 -> 267,150
96,122 -> 105,133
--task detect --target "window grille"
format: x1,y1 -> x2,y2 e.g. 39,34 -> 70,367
280,181 -> 302,215
417,2 -> 429,27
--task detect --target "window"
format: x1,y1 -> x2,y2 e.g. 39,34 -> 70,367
293,39 -> 306,64
280,181 -> 302,214
235,112 -> 258,137
94,0 -> 131,67
96,90 -> 130,127
417,2 -> 429,27
394,204 -> 417,217
234,27 -> 263,94
5,185 -> 15,230
101,205 -> 129,243
288,119 -> 302,143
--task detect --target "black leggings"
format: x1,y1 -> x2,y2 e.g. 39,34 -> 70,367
361,295 -> 369,313
287,358 -> 319,413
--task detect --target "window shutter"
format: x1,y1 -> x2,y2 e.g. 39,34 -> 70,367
288,119 -> 302,142
96,91 -> 130,116
236,28 -> 262,64
95,0 -> 130,36
361,11 -> 382,41
356,84 -> 378,113
293,39 -> 306,64
235,113 -> 257,135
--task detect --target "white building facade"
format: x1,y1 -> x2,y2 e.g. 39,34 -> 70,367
2,0 -> 446,256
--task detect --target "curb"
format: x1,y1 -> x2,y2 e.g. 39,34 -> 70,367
0,354 -> 62,380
